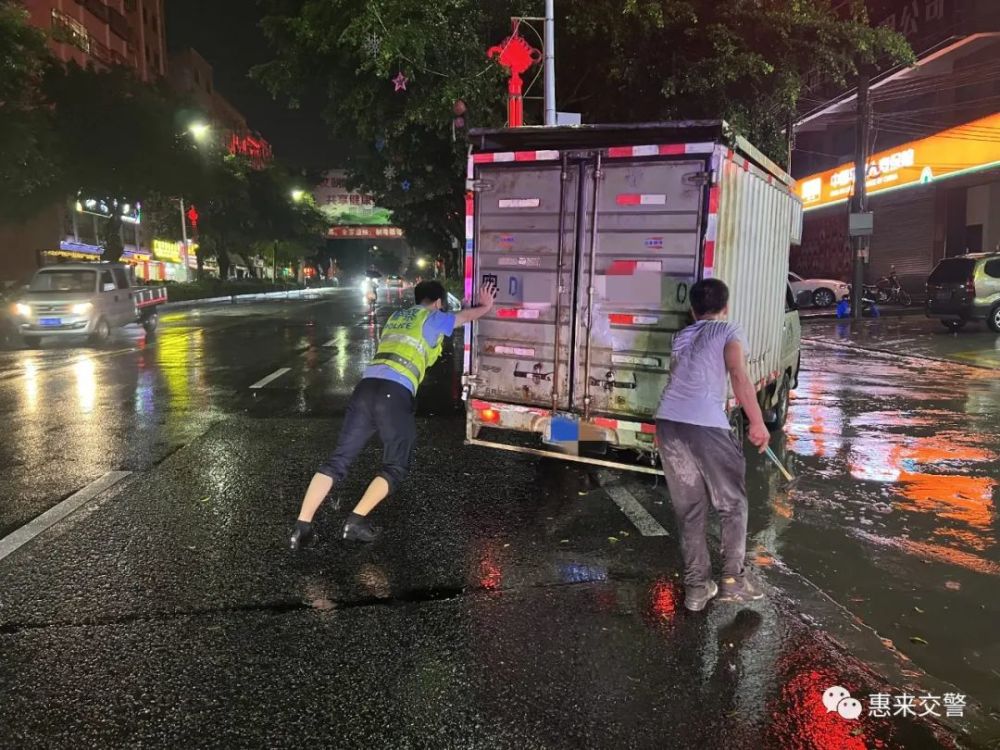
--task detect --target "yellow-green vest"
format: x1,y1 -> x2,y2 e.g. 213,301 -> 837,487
371,306 -> 444,390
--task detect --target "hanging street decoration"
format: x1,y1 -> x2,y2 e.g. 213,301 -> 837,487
392,71 -> 408,92
487,27 -> 541,128
384,164 -> 397,180
401,179 -> 411,192
375,136 -> 386,152
364,31 -> 381,57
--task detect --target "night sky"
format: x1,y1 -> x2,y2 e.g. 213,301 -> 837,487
165,0 -> 343,170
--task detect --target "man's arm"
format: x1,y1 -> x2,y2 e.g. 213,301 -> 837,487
454,283 -> 496,327
724,339 -> 769,452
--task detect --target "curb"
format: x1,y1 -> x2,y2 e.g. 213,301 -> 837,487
160,287 -> 341,311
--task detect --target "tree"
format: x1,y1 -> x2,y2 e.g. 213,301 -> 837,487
256,0 -> 911,268
0,2 -> 60,219
42,65 -> 204,261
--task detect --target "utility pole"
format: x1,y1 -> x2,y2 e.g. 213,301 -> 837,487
851,67 -> 872,321
179,197 -> 190,282
543,0 -> 556,126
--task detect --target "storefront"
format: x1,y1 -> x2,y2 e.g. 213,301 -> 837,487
794,111 -> 1000,289
151,239 -> 193,282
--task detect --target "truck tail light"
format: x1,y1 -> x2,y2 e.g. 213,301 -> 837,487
478,408 -> 500,424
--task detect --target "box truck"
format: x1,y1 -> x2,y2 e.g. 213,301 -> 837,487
461,121 -> 803,474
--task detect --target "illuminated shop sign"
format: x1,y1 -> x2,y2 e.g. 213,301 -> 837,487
797,111 -> 1000,211
75,197 -> 142,225
151,239 -> 194,264
327,225 -> 404,239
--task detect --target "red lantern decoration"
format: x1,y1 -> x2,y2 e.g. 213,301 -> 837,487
186,205 -> 199,229
487,27 -> 541,127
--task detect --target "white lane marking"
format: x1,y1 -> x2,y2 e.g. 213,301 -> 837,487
875,337 -> 918,347
0,471 -> 131,563
597,472 -> 669,537
249,367 -> 291,389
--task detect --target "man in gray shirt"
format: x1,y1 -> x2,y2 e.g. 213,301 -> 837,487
657,278 -> 770,612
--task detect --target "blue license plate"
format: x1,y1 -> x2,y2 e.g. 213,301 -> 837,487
39,318 -> 62,327
548,416 -> 580,442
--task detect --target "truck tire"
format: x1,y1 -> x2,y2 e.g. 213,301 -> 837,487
89,317 -> 111,345
989,304 -> 1000,334
728,406 -> 746,439
22,336 -> 41,349
142,311 -> 158,334
766,376 -> 790,432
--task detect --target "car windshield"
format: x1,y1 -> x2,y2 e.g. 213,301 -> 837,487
29,270 -> 97,292
928,258 -> 976,284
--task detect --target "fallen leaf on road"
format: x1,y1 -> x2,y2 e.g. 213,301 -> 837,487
618,530 -> 630,537
945,580 -> 961,590
914,606 -> 925,614
608,536 -> 620,544
200,496 -> 209,502
560,539 -> 569,544
910,636 -> 929,646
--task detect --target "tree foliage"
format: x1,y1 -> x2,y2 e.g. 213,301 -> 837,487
256,0 -> 912,265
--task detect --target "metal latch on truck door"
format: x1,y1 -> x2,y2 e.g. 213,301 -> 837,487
466,179 -> 494,192
683,171 -> 713,187
589,371 -> 637,392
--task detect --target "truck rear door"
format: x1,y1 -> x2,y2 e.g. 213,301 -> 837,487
470,158 -> 579,410
572,155 -> 707,419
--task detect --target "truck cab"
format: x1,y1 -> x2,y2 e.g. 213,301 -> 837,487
14,262 -> 167,347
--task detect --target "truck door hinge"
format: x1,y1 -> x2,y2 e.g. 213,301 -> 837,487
466,179 -> 494,192
684,171 -> 713,187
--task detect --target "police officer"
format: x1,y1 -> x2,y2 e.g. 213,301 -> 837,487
290,280 -> 495,548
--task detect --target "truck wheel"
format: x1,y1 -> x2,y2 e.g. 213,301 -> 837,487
22,336 -> 41,349
728,406 -> 746,438
89,317 -> 111,345
142,311 -> 158,334
812,288 -> 836,308
989,304 -> 1000,334
766,376 -> 790,432
941,319 -> 967,332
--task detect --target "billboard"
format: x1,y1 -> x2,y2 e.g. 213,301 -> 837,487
797,111 -> 1000,211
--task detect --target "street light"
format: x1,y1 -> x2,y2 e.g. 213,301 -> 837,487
416,257 -> 427,269
187,122 -> 211,142
291,189 -> 306,203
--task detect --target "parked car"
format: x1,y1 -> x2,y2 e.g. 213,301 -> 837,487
384,274 -> 404,289
13,262 -> 167,347
925,253 -> 1000,332
788,271 -> 851,308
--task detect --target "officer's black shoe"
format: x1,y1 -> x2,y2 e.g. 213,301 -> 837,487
289,522 -> 317,551
342,513 -> 382,544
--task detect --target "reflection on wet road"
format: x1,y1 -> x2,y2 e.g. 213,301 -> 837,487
768,335 -> 1000,726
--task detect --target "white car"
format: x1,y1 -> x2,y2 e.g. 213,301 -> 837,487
788,272 -> 850,308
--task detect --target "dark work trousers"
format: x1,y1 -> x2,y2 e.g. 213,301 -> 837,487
656,419 -> 749,588
317,378 -> 416,493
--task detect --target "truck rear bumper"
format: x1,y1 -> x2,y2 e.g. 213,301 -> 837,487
467,399 -> 660,473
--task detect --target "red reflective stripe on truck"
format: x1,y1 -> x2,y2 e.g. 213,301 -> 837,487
593,417 -> 618,430
609,314 -> 633,325
708,186 -> 721,214
703,241 -> 716,270
640,423 -> 656,435
608,260 -> 638,275
658,144 -> 685,155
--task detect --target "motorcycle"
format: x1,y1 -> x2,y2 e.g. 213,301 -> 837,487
364,279 -> 378,315
875,266 -> 912,306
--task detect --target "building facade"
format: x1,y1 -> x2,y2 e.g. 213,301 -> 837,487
22,0 -> 166,81
791,0 -> 1000,291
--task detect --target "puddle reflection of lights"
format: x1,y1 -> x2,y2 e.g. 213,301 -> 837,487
22,359 -> 39,412
74,356 -> 96,414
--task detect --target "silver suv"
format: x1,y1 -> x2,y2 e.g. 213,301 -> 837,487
925,253 -> 1000,332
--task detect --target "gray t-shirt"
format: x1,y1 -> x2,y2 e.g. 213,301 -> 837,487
655,320 -> 747,429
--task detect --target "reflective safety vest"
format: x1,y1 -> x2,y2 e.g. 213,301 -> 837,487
371,306 -> 444,391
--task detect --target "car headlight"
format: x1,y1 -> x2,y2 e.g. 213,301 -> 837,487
15,303 -> 31,318
70,302 -> 93,315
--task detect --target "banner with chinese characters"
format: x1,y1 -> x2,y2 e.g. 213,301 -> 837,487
327,226 -> 404,239
797,111 -> 1000,211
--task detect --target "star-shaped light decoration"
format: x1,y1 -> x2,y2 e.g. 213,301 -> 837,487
375,137 -> 386,152
401,179 -> 411,192
392,71 -> 408,92
364,32 -> 381,57
384,164 -> 396,180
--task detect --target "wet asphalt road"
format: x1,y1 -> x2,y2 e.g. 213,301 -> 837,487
0,294 -> 998,748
